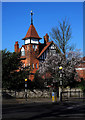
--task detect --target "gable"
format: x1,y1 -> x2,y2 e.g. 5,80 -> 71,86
49,43 -> 56,50
38,42 -> 57,60
37,41 -> 53,59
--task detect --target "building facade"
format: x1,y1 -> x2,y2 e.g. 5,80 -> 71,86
14,11 -> 85,81
14,11 -> 57,81
76,57 -> 85,80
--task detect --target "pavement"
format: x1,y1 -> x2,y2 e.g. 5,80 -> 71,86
2,98 -> 85,120
2,96 -> 85,104
2,97 -> 52,104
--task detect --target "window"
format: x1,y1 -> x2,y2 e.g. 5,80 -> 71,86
24,63 -> 25,68
32,63 -> 34,69
21,51 -> 25,56
50,50 -> 56,55
21,47 -> 25,56
35,45 -> 37,50
32,45 -> 35,49
32,45 -> 37,51
36,63 -> 38,69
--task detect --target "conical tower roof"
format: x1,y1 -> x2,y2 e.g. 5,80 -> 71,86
22,24 -> 41,40
22,11 -> 41,40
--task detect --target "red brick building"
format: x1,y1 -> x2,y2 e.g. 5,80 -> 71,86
76,57 -> 85,80
14,11 -> 85,81
14,11 -> 57,81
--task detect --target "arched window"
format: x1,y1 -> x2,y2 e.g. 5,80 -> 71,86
21,47 -> 25,56
32,63 -> 34,69
36,63 -> 38,69
32,45 -> 37,51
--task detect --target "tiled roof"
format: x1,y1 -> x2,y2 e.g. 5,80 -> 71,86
22,25 -> 42,40
37,41 -> 53,58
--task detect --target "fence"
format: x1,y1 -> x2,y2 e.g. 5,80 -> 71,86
61,90 -> 85,102
2,89 -> 51,98
2,88 -> 85,102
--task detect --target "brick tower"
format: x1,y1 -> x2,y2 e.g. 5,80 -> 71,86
14,11 -> 57,81
14,11 -> 42,81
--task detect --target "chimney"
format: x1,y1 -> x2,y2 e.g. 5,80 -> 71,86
14,41 -> 19,52
44,33 -> 49,45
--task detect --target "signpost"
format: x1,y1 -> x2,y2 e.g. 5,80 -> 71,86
25,78 -> 27,101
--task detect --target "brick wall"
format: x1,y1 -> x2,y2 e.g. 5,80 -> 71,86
15,42 -> 40,81
76,60 -> 85,80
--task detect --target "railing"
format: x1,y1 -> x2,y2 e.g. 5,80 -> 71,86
61,91 -> 85,102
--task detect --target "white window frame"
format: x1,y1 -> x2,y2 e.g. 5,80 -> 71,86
32,63 -> 34,69
21,47 -> 25,56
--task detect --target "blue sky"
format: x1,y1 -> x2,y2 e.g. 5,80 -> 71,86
83,1 -> 85,56
2,2 -> 83,54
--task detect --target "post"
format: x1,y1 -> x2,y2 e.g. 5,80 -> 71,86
59,87 -> 62,101
79,91 -> 80,98
25,78 -> 28,101
52,92 -> 55,102
59,66 -> 63,102
25,89 -> 27,101
60,91 -> 62,102
70,87 -> 71,97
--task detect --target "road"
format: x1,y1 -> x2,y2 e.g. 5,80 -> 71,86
2,101 -> 85,120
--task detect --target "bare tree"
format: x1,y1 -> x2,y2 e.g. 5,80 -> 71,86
50,18 -> 74,58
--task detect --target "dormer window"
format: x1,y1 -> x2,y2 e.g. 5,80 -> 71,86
21,47 -> 25,56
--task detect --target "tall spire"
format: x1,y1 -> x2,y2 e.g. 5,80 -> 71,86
22,11 -> 42,40
31,10 -> 33,25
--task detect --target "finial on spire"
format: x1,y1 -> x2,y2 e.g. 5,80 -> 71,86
31,10 -> 33,25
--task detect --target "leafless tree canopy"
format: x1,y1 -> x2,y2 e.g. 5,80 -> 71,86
50,18 -> 73,57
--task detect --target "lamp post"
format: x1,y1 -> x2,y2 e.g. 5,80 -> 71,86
59,66 -> 63,102
25,78 -> 28,101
